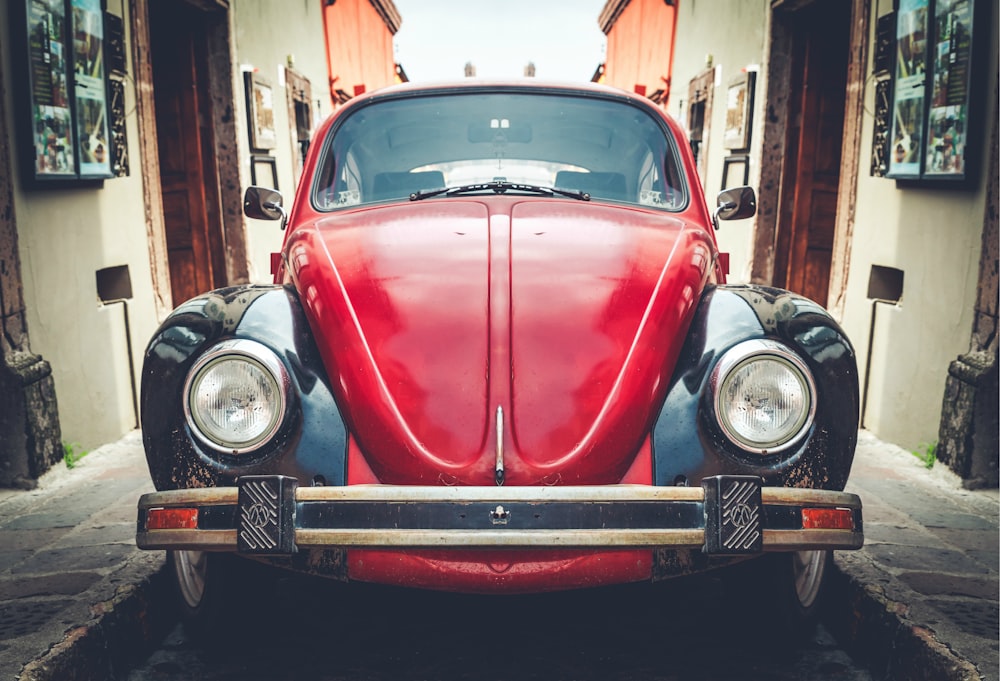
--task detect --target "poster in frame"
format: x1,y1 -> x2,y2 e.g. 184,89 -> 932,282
886,0 -> 929,179
20,0 -> 77,179
245,72 -> 277,152
721,155 -> 750,190
922,0 -> 975,179
723,72 -> 755,152
885,0 -> 987,183
70,0 -> 113,179
250,154 -> 279,191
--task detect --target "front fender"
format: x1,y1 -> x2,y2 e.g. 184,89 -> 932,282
653,285 -> 859,490
140,285 -> 347,491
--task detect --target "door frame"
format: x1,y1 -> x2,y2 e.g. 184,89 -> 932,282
752,0 -> 869,319
129,0 -> 248,319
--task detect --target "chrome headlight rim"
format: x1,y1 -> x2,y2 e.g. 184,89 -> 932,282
710,339 -> 817,455
183,339 -> 290,455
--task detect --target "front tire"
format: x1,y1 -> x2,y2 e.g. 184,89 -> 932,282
168,550 -> 269,642
725,550 -> 831,641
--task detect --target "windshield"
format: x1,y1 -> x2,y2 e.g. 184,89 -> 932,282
312,91 -> 688,212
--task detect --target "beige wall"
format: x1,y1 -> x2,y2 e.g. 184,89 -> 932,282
667,0 -> 997,454
0,0 -> 337,451
837,8 -> 998,451
668,0 -> 770,284
1,0 -> 161,451
232,0 -> 335,283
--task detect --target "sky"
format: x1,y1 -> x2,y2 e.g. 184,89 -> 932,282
391,1 -> 609,83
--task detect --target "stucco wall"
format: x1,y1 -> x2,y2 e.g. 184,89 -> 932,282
233,0 -> 335,283
668,0 -> 770,284
1,0 -> 161,451
837,9 -> 998,451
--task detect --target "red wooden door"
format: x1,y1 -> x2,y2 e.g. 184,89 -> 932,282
773,2 -> 850,307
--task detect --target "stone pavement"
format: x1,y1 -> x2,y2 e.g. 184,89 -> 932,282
0,429 -> 996,680
829,431 -> 999,681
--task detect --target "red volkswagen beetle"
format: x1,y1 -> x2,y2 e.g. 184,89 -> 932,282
136,81 -> 862,636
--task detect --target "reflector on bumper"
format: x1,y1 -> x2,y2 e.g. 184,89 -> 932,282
137,475 -> 863,555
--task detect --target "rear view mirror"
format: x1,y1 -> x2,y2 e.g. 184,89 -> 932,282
715,186 -> 757,225
244,186 -> 287,228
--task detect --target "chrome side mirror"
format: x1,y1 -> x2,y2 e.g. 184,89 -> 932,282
244,186 -> 288,230
714,186 -> 757,229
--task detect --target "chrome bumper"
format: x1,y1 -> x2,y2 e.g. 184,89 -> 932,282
136,475 -> 863,555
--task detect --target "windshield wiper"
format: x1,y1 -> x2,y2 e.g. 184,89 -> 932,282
410,181 -> 590,202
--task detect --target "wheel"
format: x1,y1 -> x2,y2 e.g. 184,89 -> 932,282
168,550 -> 271,642
723,550 -> 831,641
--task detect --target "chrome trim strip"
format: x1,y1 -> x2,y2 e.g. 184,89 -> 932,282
763,529 -> 865,551
296,528 -> 707,548
136,529 -> 236,551
135,527 -> 862,550
495,406 -> 504,486
139,485 -> 859,507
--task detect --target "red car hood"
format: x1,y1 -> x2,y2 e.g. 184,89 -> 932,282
286,200 -> 714,485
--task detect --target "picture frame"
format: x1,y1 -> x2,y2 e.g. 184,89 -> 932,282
250,154 -> 278,190
71,0 -> 113,179
245,71 -> 277,151
17,0 -> 76,180
886,0 -> 986,183
886,0 -> 930,179
721,154 -> 750,190
723,71 -> 755,152
11,0 -> 115,184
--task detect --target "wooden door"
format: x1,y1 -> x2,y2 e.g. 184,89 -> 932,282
149,0 -> 226,307
773,2 -> 850,307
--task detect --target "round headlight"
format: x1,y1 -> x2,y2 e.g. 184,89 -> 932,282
184,339 -> 288,454
711,340 -> 816,454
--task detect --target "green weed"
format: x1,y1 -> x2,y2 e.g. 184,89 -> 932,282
63,442 -> 89,469
912,441 -> 937,469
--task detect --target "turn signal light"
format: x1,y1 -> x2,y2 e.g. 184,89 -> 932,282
146,507 -> 199,530
801,507 -> 854,530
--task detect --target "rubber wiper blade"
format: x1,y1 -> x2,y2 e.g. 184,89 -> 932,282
410,181 -> 590,202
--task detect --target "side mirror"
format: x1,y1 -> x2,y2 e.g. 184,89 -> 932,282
714,186 -> 757,228
244,186 -> 287,229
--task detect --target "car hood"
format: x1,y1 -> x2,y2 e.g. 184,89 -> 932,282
286,200 -> 715,485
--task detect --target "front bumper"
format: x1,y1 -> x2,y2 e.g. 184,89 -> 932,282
136,475 -> 863,556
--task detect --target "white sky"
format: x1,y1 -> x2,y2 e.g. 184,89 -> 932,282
392,1 -> 609,82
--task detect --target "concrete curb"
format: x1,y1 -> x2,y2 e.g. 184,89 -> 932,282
17,552 -> 172,681
827,553 -> 983,681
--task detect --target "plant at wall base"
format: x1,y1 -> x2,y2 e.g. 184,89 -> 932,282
912,441 -> 937,469
63,442 -> 89,469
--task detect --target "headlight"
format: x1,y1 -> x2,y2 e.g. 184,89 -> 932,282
184,339 -> 289,454
710,339 -> 816,454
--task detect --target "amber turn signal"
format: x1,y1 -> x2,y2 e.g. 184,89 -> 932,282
801,507 -> 854,530
146,507 -> 199,530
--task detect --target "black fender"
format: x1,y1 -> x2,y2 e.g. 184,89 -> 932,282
140,285 -> 347,491
653,285 -> 859,490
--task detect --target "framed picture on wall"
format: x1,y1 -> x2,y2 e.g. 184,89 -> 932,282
19,0 -> 76,179
71,0 -> 113,179
11,0 -> 115,184
922,0 -> 975,179
886,0 -> 929,179
721,155 -> 750,190
723,71 -> 755,152
245,71 -> 277,151
886,0 -> 987,183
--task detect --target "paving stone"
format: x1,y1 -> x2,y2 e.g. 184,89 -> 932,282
3,509 -> 95,530
0,550 -> 31,572
908,509 -> 997,531
898,572 -> 1000,600
927,598 -> 1000,640
862,522 -> 947,548
52,523 -> 136,548
865,544 -> 991,575
0,527 -> 70,551
10,543 -> 133,574
0,600 -> 73,641
0,572 -> 101,599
